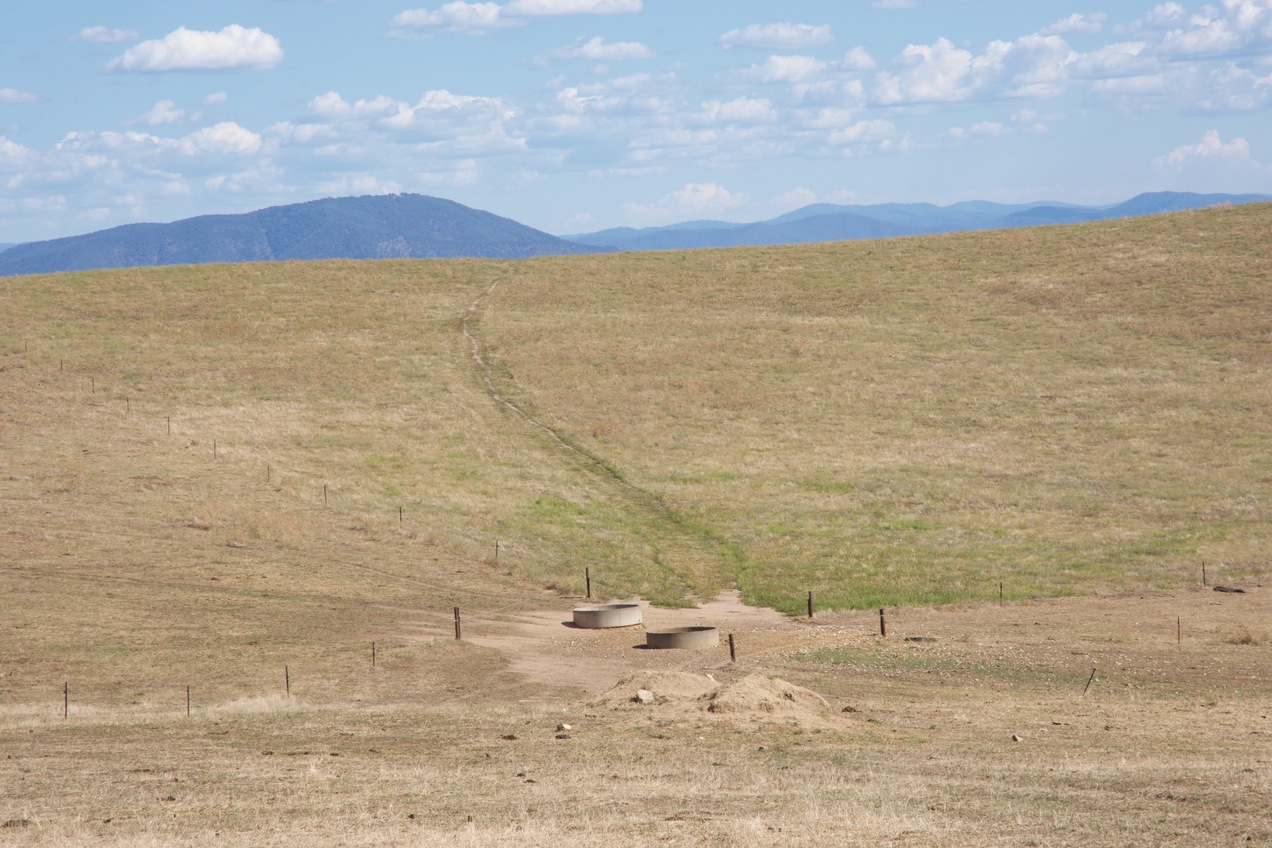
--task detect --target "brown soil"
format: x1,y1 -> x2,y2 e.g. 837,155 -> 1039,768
589,670 -> 838,730
410,590 -> 800,697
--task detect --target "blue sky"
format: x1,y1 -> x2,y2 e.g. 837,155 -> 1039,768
2,1 -> 1271,242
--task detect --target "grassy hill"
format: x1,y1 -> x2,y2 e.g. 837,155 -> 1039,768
3,205 -> 1268,619
2,204 -> 1270,846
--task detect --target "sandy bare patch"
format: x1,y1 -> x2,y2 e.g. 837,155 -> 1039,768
589,670 -> 841,730
437,590 -> 801,696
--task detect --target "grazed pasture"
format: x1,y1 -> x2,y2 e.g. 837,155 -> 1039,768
1,205 -> 1269,845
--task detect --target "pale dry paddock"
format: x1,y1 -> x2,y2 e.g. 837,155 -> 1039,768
2,207 -> 1271,845
3,587 -> 1269,847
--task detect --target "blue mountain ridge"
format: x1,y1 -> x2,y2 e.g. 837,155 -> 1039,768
3,191 -> 1269,275
0,194 -> 613,276
565,192 -> 1272,251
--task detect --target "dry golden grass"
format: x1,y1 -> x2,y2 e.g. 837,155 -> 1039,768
485,205 -> 1272,610
1,206 -> 1270,845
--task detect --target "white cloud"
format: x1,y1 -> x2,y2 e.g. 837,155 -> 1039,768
139,100 -> 186,126
504,0 -> 641,13
306,91 -> 400,121
0,135 -> 37,168
1151,129 -> 1272,190
621,182 -> 748,225
390,2 -> 513,35
1154,0 -> 1272,59
54,122 -> 262,159
698,96 -> 777,124
1155,128 -> 1253,167
72,26 -> 140,44
874,38 -> 976,104
1198,61 -> 1272,110
389,0 -> 638,35
958,120 -> 1007,138
839,47 -> 877,71
1091,72 -> 1176,95
1136,3 -> 1188,30
553,85 -> 621,115
749,55 -> 827,83
719,23 -> 833,51
828,119 -> 896,145
0,88 -> 38,104
178,122 -> 263,156
203,91 -> 229,106
807,107 -> 859,129
1040,13 -> 1107,36
874,34 -> 1076,104
872,0 -> 917,8
1072,41 -> 1151,78
106,25 -> 283,72
551,36 -> 654,61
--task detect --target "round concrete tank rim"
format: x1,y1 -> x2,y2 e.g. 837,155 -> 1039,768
645,625 -> 719,650
572,602 -> 643,629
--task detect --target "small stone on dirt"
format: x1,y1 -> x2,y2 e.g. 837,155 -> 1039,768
634,689 -> 655,705
555,723 -> 571,732
1011,734 -> 1022,742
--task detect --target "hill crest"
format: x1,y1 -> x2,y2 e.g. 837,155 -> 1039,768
0,193 -> 611,276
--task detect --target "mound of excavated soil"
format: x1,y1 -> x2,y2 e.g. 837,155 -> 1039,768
589,671 -> 838,729
588,671 -> 722,708
704,673 -> 830,717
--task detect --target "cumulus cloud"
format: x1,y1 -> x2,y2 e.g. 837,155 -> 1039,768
1197,61 -> 1272,110
389,2 -> 512,35
72,26 -> 141,44
1147,0 -> 1272,59
550,36 -> 654,61
56,122 -> 263,159
748,54 -> 827,83
698,96 -> 777,124
874,38 -> 976,104
504,0 -> 641,13
0,135 -> 37,167
178,122 -> 263,156
106,25 -> 283,72
874,34 -> 1076,104
839,47 -> 877,71
948,120 -> 1007,139
203,91 -> 229,106
0,88 -> 38,104
1155,128 -> 1253,167
390,0 -> 638,35
138,100 -> 186,126
719,23 -> 833,50
828,118 -> 896,145
1040,13 -> 1107,36
282,90 -> 529,157
306,91 -> 400,121
622,182 -> 748,225
1151,129 -> 1271,189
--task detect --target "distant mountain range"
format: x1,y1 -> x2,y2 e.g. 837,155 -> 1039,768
564,191 -> 1272,251
0,194 -> 611,276
2,190 -> 1268,276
